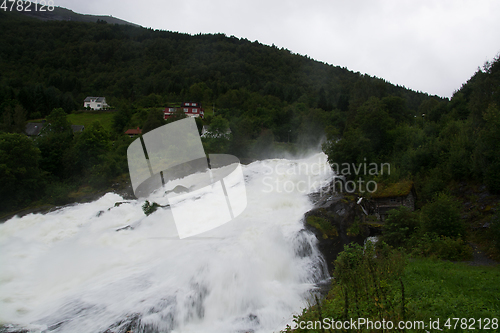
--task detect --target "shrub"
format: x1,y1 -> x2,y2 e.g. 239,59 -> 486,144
417,167 -> 449,203
431,236 -> 473,261
408,233 -> 472,261
346,216 -> 361,236
142,200 -> 160,216
421,192 -> 464,238
381,206 -> 419,247
45,181 -> 75,205
283,242 -> 407,332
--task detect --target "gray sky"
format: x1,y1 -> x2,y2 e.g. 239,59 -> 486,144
57,0 -> 500,98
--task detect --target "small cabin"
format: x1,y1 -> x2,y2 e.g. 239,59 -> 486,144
369,181 -> 416,221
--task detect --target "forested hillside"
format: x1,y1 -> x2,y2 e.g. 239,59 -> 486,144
324,55 -> 500,198
1,6 -> 497,229
0,7 -> 445,212
0,9 -> 436,120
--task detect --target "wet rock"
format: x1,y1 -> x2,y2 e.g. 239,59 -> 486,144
304,192 -> 370,274
0,324 -> 29,333
103,313 -> 141,333
116,224 -> 134,231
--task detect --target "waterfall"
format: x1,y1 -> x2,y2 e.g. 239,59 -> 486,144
0,153 -> 332,333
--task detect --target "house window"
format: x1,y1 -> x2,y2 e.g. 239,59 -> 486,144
192,108 -> 198,113
184,108 -> 188,112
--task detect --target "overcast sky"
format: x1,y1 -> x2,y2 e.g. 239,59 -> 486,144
57,0 -> 500,98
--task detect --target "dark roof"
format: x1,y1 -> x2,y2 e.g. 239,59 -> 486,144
84,96 -> 106,102
25,122 -> 45,136
125,128 -> 142,135
71,125 -> 85,133
27,123 -> 84,136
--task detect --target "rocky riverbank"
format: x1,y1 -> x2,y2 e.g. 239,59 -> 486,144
0,175 -> 135,223
304,184 -> 382,274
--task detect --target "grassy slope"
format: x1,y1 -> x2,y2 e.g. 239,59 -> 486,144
404,259 -> 500,329
286,257 -> 499,332
66,111 -> 115,132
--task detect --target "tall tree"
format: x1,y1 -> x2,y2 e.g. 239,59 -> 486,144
73,121 -> 110,170
36,108 -> 73,178
474,103 -> 500,193
142,109 -> 166,134
0,133 -> 44,210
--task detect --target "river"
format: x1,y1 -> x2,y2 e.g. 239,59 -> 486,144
0,153 -> 333,333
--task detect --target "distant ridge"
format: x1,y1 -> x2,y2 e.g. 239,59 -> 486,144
13,2 -> 140,26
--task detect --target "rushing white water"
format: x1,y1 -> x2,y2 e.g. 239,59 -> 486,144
0,153 -> 333,333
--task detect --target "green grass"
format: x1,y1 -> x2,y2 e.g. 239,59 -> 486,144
27,111 -> 116,133
404,259 -> 500,328
67,111 -> 115,132
285,254 -> 500,333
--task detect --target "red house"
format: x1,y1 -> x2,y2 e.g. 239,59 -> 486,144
164,102 -> 204,119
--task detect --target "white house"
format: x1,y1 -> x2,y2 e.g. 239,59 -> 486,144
84,97 -> 108,110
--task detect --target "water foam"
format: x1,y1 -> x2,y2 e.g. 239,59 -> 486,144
0,153 -> 332,333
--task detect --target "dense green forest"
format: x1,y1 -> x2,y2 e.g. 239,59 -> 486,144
0,9 -> 433,119
0,8 -> 443,212
324,54 -> 500,200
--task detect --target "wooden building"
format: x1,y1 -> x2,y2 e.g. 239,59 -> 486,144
369,180 -> 416,221
164,102 -> 204,119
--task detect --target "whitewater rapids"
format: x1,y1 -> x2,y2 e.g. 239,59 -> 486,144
0,153 -> 333,333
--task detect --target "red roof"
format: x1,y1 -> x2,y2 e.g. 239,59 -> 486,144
125,127 -> 142,135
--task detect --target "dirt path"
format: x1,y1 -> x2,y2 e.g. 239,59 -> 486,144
465,243 -> 498,266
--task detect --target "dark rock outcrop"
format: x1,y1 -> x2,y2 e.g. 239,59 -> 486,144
305,186 -> 380,274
